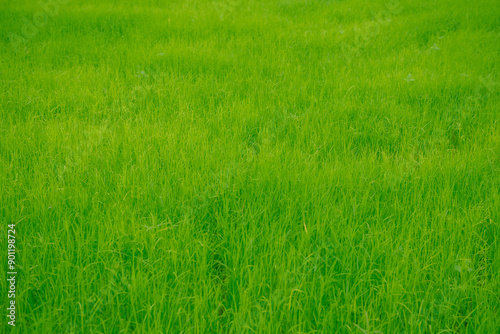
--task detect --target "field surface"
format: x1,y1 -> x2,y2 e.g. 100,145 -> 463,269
1,0 -> 499,332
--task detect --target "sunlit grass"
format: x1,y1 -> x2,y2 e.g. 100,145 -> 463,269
0,0 -> 499,332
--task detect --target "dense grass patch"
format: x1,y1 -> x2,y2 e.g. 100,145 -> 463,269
1,0 -> 499,332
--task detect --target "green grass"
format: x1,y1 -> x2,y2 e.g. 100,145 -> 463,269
1,0 -> 499,332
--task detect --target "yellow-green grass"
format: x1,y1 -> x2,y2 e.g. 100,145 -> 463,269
0,0 -> 499,332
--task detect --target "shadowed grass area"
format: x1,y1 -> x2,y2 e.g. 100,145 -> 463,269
0,0 -> 499,332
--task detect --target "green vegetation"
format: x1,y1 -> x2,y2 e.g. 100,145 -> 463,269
1,0 -> 499,332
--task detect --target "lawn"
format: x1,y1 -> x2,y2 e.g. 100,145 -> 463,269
0,0 -> 499,332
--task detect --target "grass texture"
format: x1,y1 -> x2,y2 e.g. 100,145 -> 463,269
0,0 -> 499,332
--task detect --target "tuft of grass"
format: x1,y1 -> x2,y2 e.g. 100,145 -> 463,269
1,0 -> 499,332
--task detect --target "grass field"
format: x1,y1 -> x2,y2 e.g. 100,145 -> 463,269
1,0 -> 499,332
